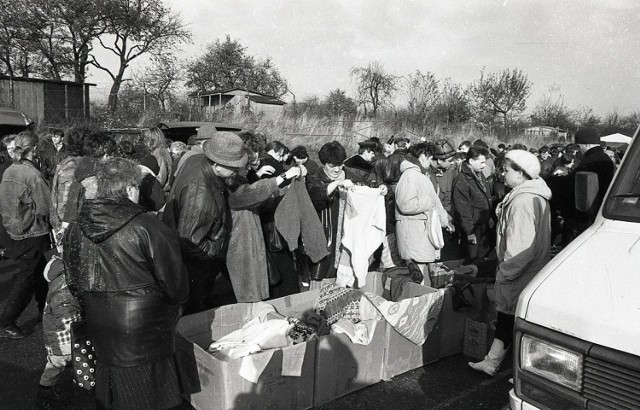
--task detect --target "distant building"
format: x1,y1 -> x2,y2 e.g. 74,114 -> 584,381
522,125 -> 568,139
190,88 -> 286,116
0,76 -> 94,124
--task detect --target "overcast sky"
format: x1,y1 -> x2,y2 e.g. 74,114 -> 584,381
90,0 -> 640,116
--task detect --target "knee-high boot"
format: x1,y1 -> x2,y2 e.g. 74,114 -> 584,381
468,338 -> 507,376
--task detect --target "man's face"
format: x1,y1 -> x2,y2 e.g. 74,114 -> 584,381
212,163 -> 238,179
362,149 -> 375,162
293,156 -> 307,165
540,151 -> 550,160
458,144 -> 469,153
437,157 -> 453,170
52,134 -> 63,146
468,155 -> 486,173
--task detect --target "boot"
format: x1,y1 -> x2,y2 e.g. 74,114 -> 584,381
468,338 -> 506,376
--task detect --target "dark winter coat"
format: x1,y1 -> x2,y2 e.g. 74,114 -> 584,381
306,166 -> 364,279
343,155 -> 376,184
162,154 -> 230,261
64,198 -> 188,367
451,162 -> 493,236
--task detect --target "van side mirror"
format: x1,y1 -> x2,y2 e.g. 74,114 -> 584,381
575,171 -> 599,213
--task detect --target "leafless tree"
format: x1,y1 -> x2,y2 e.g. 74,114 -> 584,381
350,61 -> 397,117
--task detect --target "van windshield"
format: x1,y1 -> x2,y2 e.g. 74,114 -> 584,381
603,127 -> 640,222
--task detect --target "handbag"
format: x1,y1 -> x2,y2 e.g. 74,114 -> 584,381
71,321 -> 96,391
265,221 -> 285,252
427,208 -> 445,250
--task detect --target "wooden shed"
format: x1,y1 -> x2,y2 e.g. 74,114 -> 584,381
0,76 -> 94,125
190,88 -> 286,117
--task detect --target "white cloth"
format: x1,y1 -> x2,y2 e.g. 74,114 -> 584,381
336,186 -> 386,288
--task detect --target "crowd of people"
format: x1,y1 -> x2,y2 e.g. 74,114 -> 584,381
0,123 -> 617,408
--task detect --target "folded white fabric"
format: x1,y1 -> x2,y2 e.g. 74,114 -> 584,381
208,319 -> 294,358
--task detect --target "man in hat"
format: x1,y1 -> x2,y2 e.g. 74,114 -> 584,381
428,139 -> 458,217
547,127 -> 614,245
343,138 -> 379,183
162,126 -> 248,313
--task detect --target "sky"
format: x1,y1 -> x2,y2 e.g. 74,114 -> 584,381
89,0 -> 640,116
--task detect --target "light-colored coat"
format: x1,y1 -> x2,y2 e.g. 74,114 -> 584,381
494,178 -> 552,315
395,161 -> 449,263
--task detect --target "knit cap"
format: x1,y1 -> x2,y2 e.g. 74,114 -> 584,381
505,149 -> 541,179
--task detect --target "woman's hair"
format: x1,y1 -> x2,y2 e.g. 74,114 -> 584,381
65,125 -> 94,157
408,142 -> 432,159
170,141 -> 188,156
375,152 -> 403,184
13,131 -> 39,161
265,140 -> 285,155
318,141 -> 347,165
140,127 -> 165,152
96,157 -> 142,200
466,146 -> 487,161
116,140 -> 136,159
504,158 -> 532,180
83,132 -> 116,158
237,130 -> 265,165
291,145 -> 309,159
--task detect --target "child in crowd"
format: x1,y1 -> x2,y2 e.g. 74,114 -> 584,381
37,249 -> 82,405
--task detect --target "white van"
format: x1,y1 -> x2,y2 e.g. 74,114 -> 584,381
509,127 -> 640,410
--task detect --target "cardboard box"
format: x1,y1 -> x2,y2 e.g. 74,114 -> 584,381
313,272 -> 387,406
382,282 -> 467,379
463,313 -> 496,360
176,291 -> 319,410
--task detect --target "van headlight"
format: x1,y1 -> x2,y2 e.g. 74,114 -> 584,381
520,335 -> 583,391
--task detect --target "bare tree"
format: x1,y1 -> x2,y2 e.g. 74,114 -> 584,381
350,61 -> 397,117
469,67 -> 531,136
530,86 -> 577,131
135,54 -> 182,112
91,0 -> 190,114
404,70 -> 439,119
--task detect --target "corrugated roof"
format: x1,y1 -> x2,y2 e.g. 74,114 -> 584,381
247,95 -> 286,105
0,75 -> 96,86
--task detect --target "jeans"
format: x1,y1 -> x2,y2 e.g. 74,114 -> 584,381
0,235 -> 49,327
40,355 -> 70,387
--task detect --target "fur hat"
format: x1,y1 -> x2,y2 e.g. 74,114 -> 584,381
505,149 -> 541,179
574,127 -> 600,144
201,126 -> 247,168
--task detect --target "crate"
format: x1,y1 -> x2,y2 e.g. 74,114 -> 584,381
463,313 -> 496,360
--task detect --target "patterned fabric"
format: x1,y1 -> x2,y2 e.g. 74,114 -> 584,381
363,289 -> 446,346
317,283 -> 363,325
287,317 -> 317,344
71,321 -> 96,391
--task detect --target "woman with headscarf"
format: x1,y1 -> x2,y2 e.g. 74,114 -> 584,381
469,150 -> 551,376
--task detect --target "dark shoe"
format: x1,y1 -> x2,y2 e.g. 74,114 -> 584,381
38,385 -> 70,405
0,324 -> 27,339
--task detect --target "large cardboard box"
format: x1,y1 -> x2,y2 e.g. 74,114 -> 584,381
382,282 -> 466,379
313,272 -> 387,406
176,292 -> 318,410
365,271 -> 490,380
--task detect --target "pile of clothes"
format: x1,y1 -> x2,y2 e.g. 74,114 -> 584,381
208,303 -> 328,359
